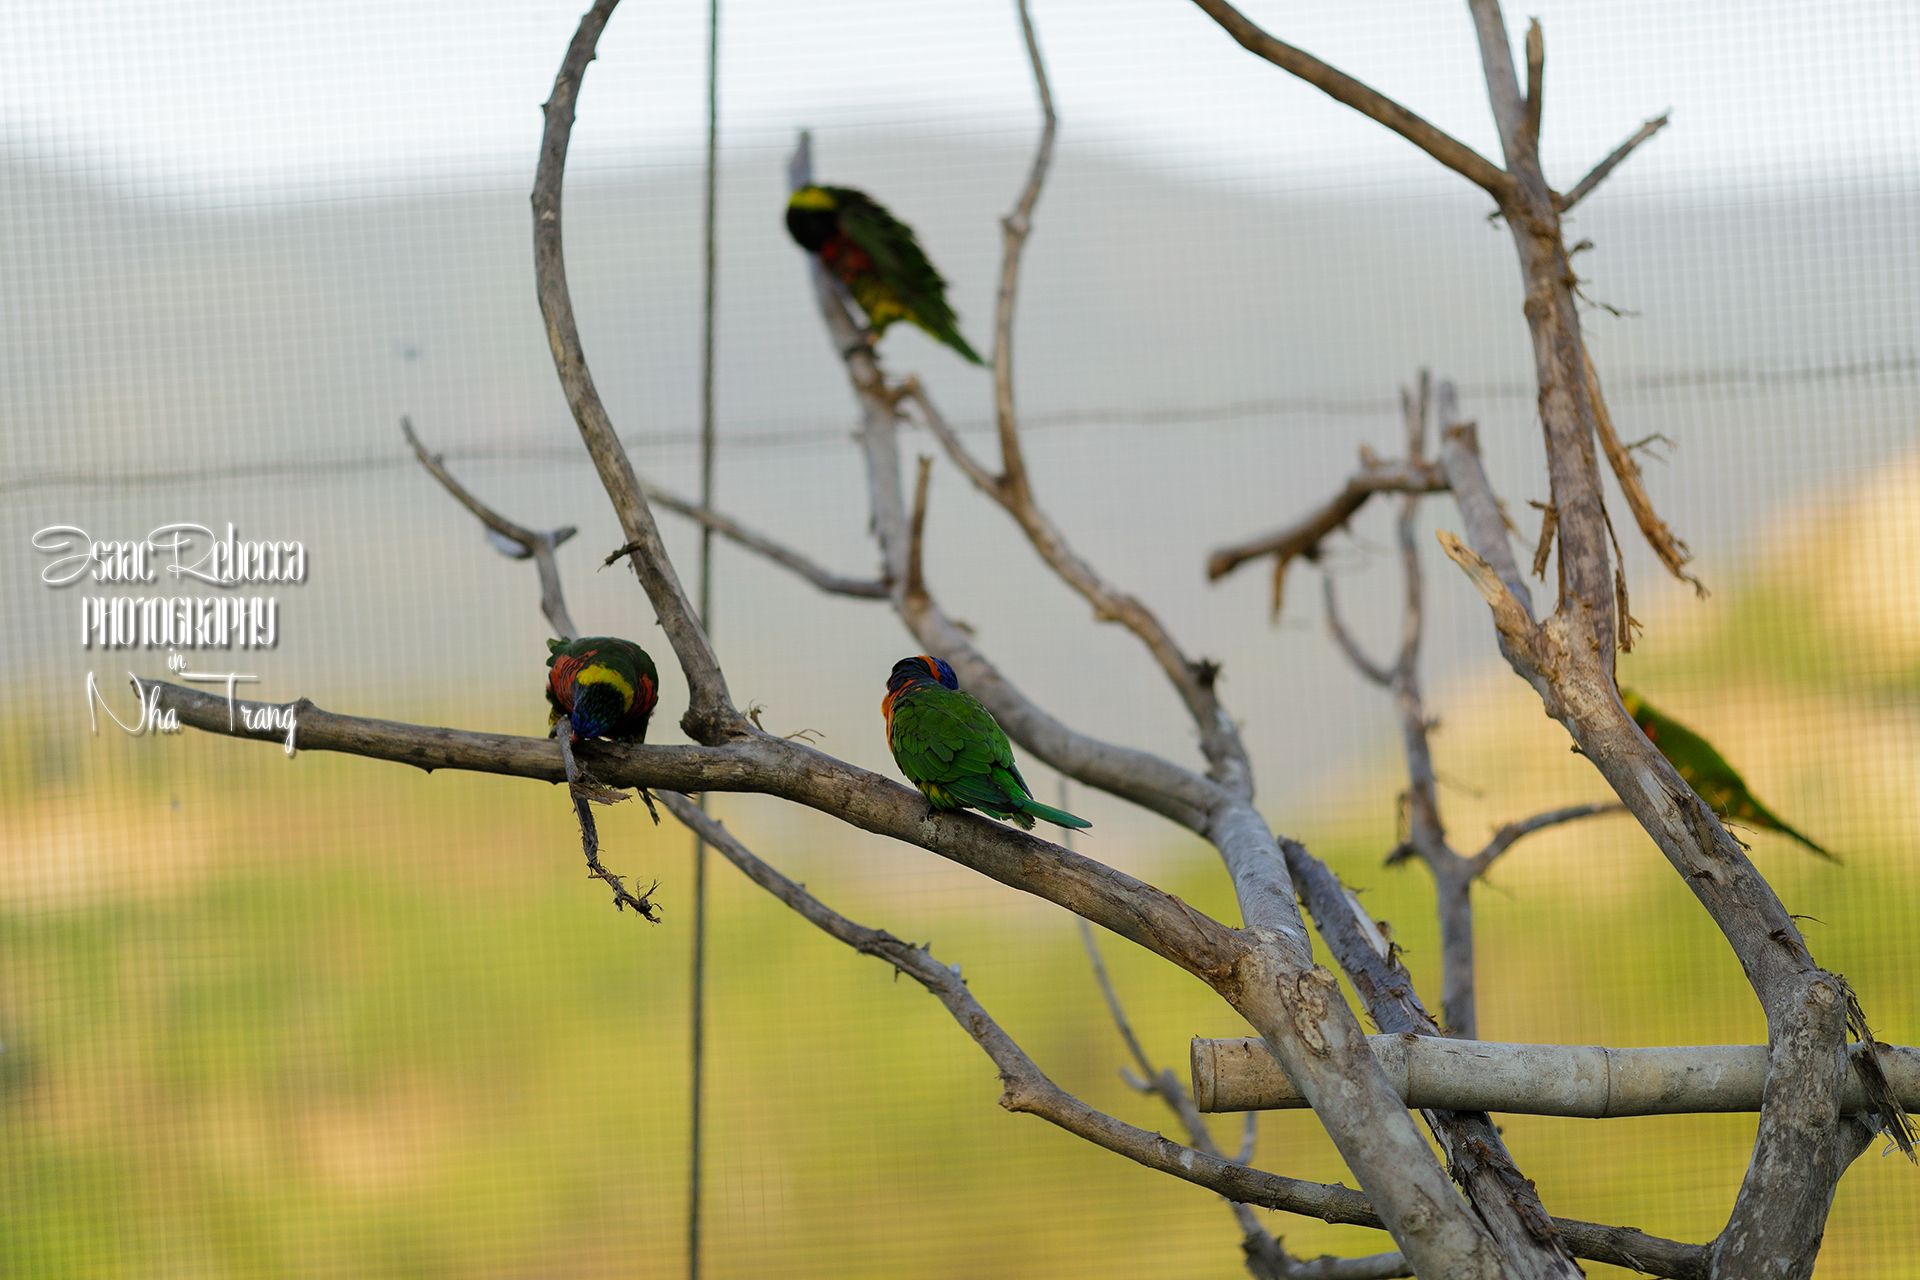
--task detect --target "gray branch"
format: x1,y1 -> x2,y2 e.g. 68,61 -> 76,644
1076,920 -> 1348,1280
1281,840 -> 1585,1279
1320,575 -> 1392,688
1195,1035 -> 1920,1118
795,43 -> 1507,1276
533,0 -> 736,740
991,0 -> 1057,504
660,795 -> 1393,1277
1188,0 -> 1514,197
641,481 -> 890,598
1205,459 -> 1448,618
1469,802 -> 1627,875
1558,113 -> 1670,213
401,417 -> 580,639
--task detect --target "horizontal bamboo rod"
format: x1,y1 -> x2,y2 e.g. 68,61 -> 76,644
1192,1034 -> 1920,1116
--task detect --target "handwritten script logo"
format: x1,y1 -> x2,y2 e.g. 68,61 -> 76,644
40,522 -> 307,754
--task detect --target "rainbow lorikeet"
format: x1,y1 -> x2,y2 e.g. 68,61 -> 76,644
882,656 -> 1089,832
1621,688 -> 1834,860
547,636 -> 660,822
786,184 -> 984,365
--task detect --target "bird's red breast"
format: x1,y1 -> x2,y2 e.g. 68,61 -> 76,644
820,235 -> 871,282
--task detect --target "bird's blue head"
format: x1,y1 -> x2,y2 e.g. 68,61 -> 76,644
888,655 -> 958,695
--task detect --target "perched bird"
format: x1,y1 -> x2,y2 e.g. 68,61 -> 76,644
547,636 -> 661,822
1621,688 -> 1834,860
547,636 -> 659,743
882,655 -> 1089,831
785,184 -> 984,365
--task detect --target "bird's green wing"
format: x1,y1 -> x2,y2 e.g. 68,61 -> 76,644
830,188 -> 983,364
1627,691 -> 1835,860
888,690 -> 1020,810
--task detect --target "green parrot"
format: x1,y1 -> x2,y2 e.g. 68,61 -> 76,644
547,635 -> 661,823
785,184 -> 984,365
1621,688 -> 1834,860
883,655 -> 1089,831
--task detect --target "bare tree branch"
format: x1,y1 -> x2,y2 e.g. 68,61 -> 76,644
1205,459 -> 1448,617
1469,802 -> 1627,875
1321,575 -> 1392,688
534,0 -> 736,739
905,454 -> 933,606
659,794 -> 1393,1271
991,0 -> 1057,504
1436,530 -> 1538,653
903,378 -> 1000,494
1280,840 -> 1584,1279
1519,19 -> 1543,150
1188,0 -> 1515,197
905,375 -> 1247,788
1582,348 -> 1707,596
557,726 -> 660,920
151,680 -> 1250,980
402,416 -> 581,639
642,482 -> 890,598
1434,403 -> 1533,621
1073,920 -> 1361,1280
1196,1035 -> 1920,1117
799,58 -> 1509,1276
1558,113 -> 1670,213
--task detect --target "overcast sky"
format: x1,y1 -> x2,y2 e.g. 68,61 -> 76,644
5,0 -> 1916,202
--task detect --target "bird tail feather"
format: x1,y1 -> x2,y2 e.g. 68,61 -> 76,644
1017,798 -> 1091,831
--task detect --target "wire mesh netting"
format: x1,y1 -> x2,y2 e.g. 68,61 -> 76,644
3,1 -> 1917,1276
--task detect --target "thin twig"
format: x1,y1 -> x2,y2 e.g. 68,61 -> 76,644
1075,918 -> 1396,1280
1322,575 -> 1392,688
1189,0 -> 1514,198
557,725 -> 660,920
1206,461 -> 1449,618
642,483 -> 890,599
992,0 -> 1058,503
905,455 -> 933,605
890,5 -> 1255,801
402,417 -> 580,638
903,377 -> 1001,494
1519,20 -> 1543,150
1557,114 -> 1670,212
1076,919 -> 1157,1082
1582,348 -> 1706,596
1528,500 -> 1557,581
1470,802 -> 1628,876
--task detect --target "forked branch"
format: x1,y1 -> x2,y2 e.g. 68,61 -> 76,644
402,416 -> 581,639
1206,459 -> 1448,618
533,0 -> 735,738
1558,114 -> 1670,213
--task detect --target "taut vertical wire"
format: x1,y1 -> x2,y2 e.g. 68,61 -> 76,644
688,0 -> 720,1275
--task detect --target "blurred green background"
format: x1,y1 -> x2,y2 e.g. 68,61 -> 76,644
6,465 -> 1918,1276
6,1 -> 1919,1275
